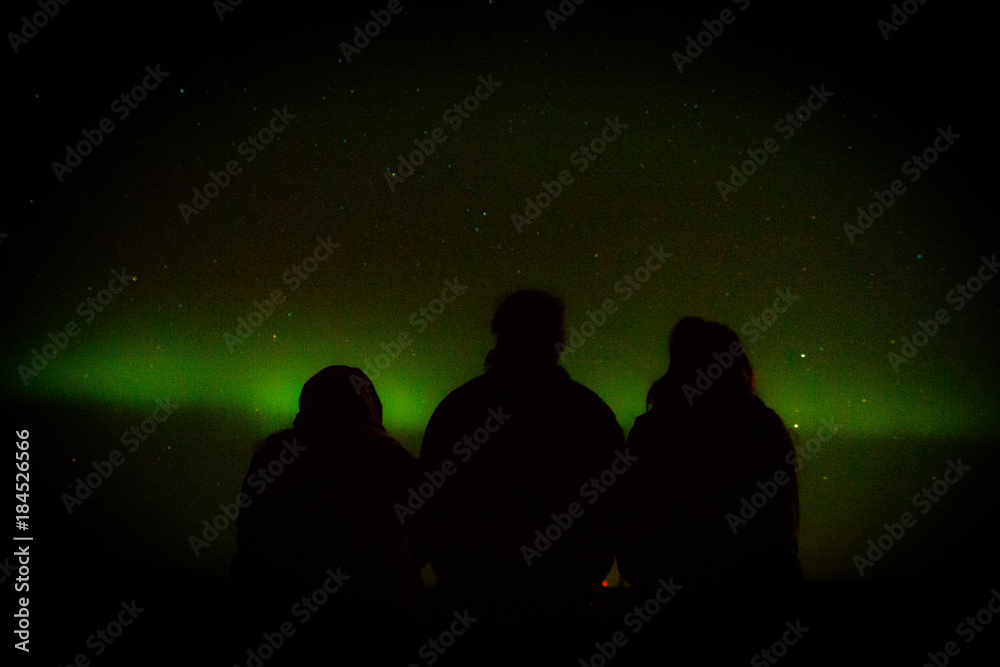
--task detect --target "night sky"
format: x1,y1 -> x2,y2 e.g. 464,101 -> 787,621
4,0 -> 997,643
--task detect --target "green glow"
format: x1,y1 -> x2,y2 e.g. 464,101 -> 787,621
3,10 -> 993,586
10,324 -> 996,447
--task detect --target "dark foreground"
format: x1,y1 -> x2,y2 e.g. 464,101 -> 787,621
22,550 -> 999,666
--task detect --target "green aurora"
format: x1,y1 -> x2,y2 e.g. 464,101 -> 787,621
4,2 -> 995,586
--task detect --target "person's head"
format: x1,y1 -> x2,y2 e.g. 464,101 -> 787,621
293,365 -> 384,434
646,316 -> 755,412
484,289 -> 566,373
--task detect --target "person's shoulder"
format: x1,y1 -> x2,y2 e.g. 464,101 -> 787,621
560,370 -> 607,404
562,374 -> 621,426
630,411 -> 653,431
264,427 -> 296,444
369,431 -> 417,465
626,409 -> 669,443
749,395 -> 784,425
253,428 -> 296,458
324,427 -> 416,476
743,396 -> 792,443
566,383 -> 605,407
430,374 -> 491,412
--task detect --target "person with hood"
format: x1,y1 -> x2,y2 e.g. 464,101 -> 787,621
615,317 -> 805,663
230,365 -> 424,663
415,289 -> 625,664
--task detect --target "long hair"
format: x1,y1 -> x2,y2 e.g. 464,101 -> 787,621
646,316 -> 755,412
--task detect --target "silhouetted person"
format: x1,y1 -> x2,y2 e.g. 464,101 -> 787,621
230,366 -> 424,664
615,317 -> 805,663
415,289 -> 625,664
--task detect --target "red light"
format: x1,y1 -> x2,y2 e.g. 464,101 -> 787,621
602,581 -> 608,587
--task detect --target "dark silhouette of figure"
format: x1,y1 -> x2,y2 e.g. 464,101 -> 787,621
415,290 -> 625,664
615,317 -> 805,663
230,366 -> 425,664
